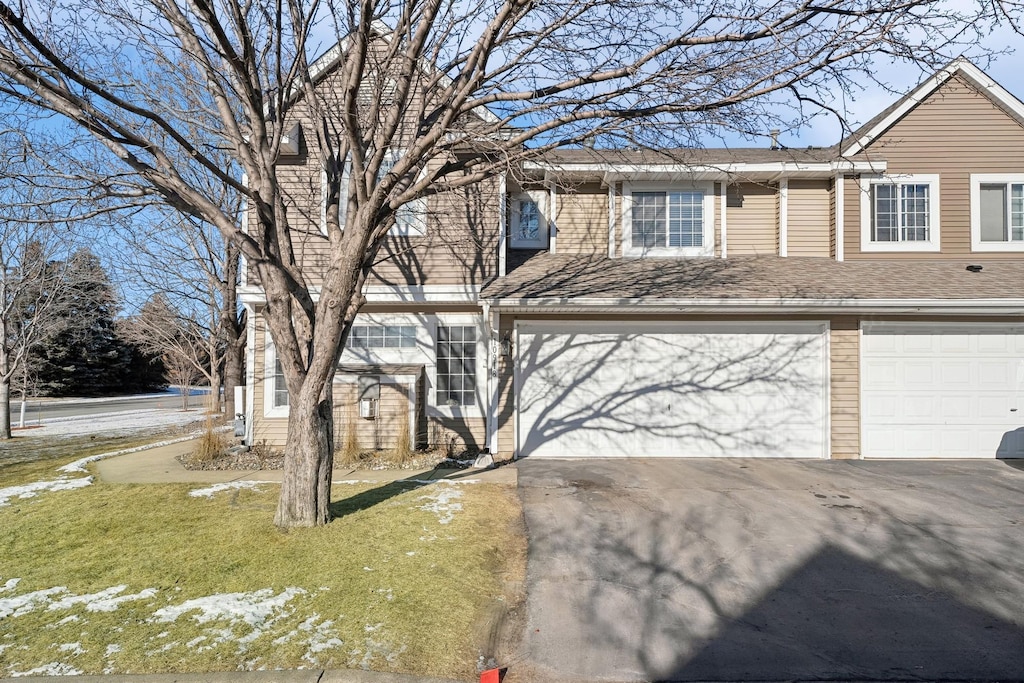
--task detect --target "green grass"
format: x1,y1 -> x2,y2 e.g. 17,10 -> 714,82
0,475 -> 525,678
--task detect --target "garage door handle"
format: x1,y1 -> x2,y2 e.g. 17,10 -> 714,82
1012,408 -> 1018,412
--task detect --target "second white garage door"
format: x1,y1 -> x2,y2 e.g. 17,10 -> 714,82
862,323 -> 1024,458
515,321 -> 829,458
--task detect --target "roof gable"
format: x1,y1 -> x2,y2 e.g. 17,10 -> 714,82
841,58 -> 1024,157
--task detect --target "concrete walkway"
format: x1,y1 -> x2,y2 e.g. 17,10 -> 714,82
94,438 -> 517,485
3,670 -> 463,683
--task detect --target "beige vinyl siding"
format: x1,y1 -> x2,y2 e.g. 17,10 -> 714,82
830,318 -> 860,458
333,382 -> 414,451
829,180 -> 838,258
555,183 -> 609,256
724,182 -> 777,255
495,316 -> 516,457
847,74 -> 1024,259
788,179 -> 832,257
247,54 -> 501,287
252,318 -> 289,448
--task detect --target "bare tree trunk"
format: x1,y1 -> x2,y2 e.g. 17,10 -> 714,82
274,388 -> 334,527
209,362 -> 222,414
0,380 -> 11,439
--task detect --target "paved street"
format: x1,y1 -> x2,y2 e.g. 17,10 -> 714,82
516,458 -> 1024,682
18,390 -> 211,422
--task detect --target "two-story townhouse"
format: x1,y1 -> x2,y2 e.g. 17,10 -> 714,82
242,57 -> 1024,461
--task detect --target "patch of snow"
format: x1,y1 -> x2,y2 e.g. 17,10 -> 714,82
40,409 -> 202,439
0,578 -> 20,592
47,586 -> 158,613
57,642 -> 84,655
0,478 -> 93,507
0,586 -> 67,618
151,587 -> 307,652
301,619 -> 343,666
363,567 -> 373,572
188,481 -> 275,498
104,644 -> 121,656
375,588 -> 394,602
415,484 -> 464,524
9,662 -> 83,677
405,551 -> 416,556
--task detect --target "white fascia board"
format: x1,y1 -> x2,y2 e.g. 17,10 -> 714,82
238,283 -> 480,305
524,160 -> 884,180
841,58 -> 1024,157
485,296 -> 1024,315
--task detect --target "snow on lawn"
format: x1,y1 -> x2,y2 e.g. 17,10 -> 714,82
414,482 -> 464,525
40,409 -> 201,438
8,662 -> 84,677
188,481 -> 275,498
0,477 -> 93,508
0,582 -> 349,670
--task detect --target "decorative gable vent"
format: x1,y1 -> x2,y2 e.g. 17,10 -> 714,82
357,75 -> 398,107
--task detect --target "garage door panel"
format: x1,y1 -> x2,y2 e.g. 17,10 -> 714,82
862,324 -> 1024,458
517,324 -> 827,458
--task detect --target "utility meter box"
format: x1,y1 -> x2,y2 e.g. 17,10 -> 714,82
358,376 -> 380,420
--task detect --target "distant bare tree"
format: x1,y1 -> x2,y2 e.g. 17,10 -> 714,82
123,294 -> 208,412
0,0 -> 995,525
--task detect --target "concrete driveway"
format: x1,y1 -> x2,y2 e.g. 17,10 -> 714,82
515,458 -> 1024,682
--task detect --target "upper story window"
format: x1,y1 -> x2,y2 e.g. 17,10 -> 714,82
971,174 -> 1024,252
860,175 -> 940,253
510,190 -> 548,248
322,150 -> 426,237
348,324 -> 417,348
622,182 -> 714,257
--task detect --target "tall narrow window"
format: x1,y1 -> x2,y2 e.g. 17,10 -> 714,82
510,190 -> 548,248
273,359 -> 289,409
436,326 -> 476,407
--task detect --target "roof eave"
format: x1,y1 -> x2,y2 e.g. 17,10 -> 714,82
484,296 -> 1024,315
522,159 -> 885,181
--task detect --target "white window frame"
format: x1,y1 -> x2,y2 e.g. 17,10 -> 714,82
621,181 -> 715,257
859,174 -> 941,253
509,189 -> 549,248
263,339 -> 289,418
320,150 -> 427,237
970,173 -> 1024,252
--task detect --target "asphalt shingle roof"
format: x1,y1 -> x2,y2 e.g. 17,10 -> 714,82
481,254 -> 1024,302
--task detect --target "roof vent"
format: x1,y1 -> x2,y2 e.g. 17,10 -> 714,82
769,129 -> 780,150
966,264 -> 983,273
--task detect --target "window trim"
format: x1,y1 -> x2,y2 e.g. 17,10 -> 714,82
621,181 -> 715,257
970,173 -> 1024,252
263,338 -> 289,418
509,189 -> 549,249
320,150 -> 427,237
859,174 -> 941,253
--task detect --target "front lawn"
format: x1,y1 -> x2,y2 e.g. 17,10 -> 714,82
0,459 -> 526,678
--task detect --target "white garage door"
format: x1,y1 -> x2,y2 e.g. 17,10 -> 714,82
862,323 -> 1024,458
516,321 -> 828,458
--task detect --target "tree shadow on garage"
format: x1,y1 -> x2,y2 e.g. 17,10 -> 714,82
515,328 -> 825,458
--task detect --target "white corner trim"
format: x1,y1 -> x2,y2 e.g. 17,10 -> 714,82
969,173 -> 1024,252
779,179 -> 789,257
719,182 -> 728,259
607,182 -> 617,258
547,176 -> 558,254
498,173 -> 508,276
486,308 -> 500,454
859,174 -> 941,253
842,58 -> 1024,157
835,174 -> 845,262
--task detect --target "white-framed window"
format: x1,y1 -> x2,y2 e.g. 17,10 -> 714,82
320,150 -> 426,237
348,324 -> 417,348
510,190 -> 548,248
860,174 -> 940,252
622,182 -> 715,257
435,325 -> 477,407
263,340 -> 289,418
970,174 -> 1024,252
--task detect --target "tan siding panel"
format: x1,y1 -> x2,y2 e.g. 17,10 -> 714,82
848,74 -> 1024,260
726,182 -> 777,255
788,179 -> 831,257
830,319 -> 860,459
555,183 -> 608,256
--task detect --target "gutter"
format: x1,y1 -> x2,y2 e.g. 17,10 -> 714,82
482,296 -> 1024,316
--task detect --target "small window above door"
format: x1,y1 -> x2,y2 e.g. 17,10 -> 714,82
510,190 -> 549,248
